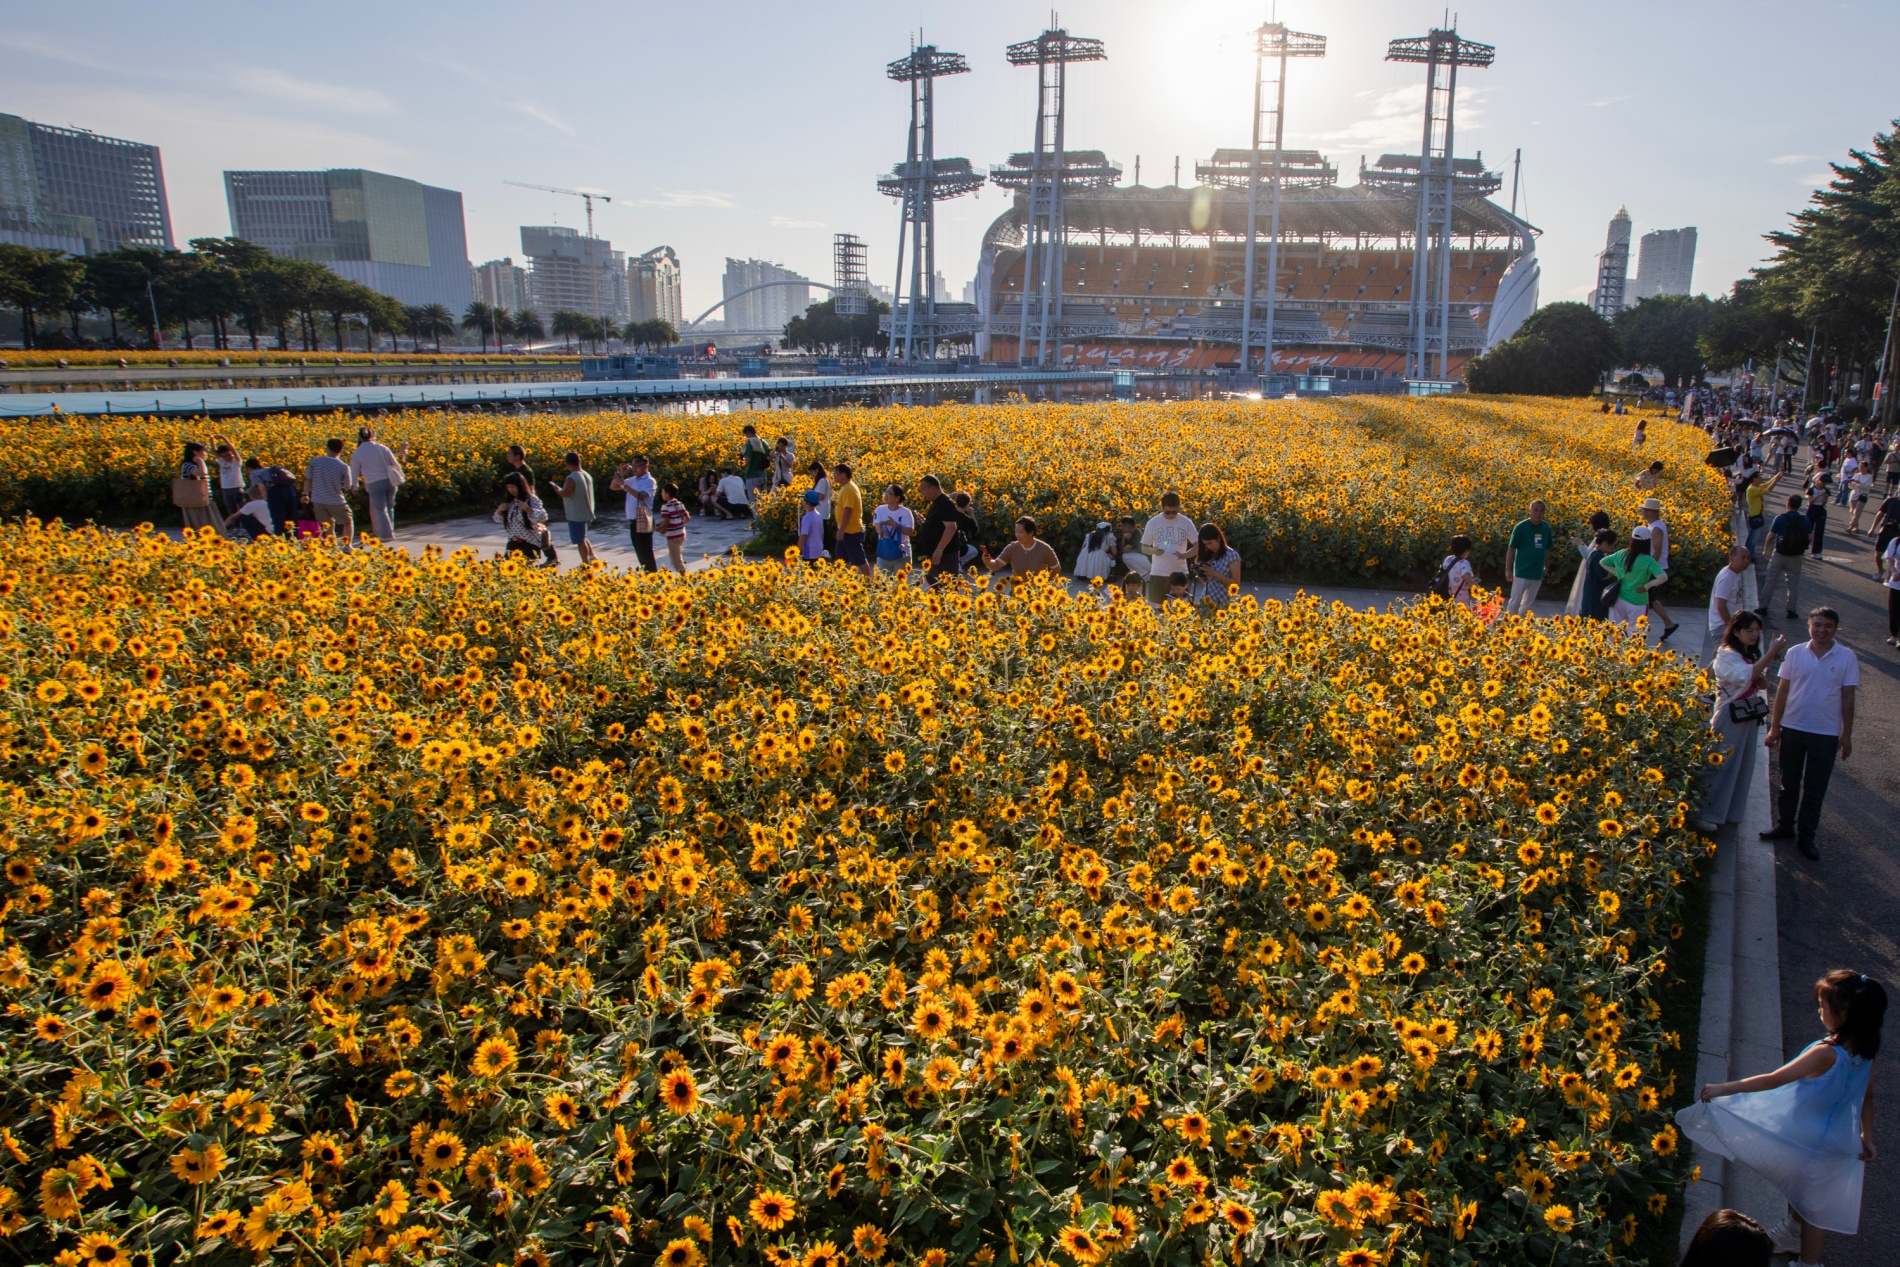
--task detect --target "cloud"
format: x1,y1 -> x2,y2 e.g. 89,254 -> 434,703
1801,171 -> 1833,187
1306,83 -> 1488,155
501,100 -> 578,138
1586,95 -> 1636,108
231,67 -> 393,114
769,215 -> 825,229
1768,154 -> 1816,165
628,190 -> 737,209
0,30 -> 123,73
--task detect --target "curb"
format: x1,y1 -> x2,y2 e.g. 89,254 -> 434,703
1679,723 -> 1785,1253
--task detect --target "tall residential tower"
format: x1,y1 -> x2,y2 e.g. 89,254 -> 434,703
0,112 -> 173,254
1632,227 -> 1697,300
1589,206 -> 1633,319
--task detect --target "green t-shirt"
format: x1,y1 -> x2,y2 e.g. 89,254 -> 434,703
562,468 -> 595,522
1603,549 -> 1663,605
1508,518 -> 1554,579
741,437 -> 771,478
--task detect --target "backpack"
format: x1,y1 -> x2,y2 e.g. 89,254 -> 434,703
1777,513 -> 1810,555
1428,559 -> 1454,600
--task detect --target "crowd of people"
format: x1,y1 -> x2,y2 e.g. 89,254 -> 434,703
174,427 -> 409,546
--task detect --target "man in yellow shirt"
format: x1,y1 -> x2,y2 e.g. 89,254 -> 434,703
831,461 -> 868,576
1744,473 -> 1768,557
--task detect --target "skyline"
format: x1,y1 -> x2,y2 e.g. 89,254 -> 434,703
2,0 -> 1895,325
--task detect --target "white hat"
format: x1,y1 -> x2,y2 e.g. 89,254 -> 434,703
1640,497 -> 1663,512
1631,525 -> 1653,540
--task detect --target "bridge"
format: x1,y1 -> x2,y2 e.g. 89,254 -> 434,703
0,369 -> 1116,418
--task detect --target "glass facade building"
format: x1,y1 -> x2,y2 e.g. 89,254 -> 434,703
0,112 -> 173,254
224,168 -> 472,311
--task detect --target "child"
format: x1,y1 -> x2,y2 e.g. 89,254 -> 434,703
797,490 -> 826,565
657,483 -> 691,575
1678,970 -> 1885,1267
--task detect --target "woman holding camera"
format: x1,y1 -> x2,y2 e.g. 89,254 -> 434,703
1191,523 -> 1242,607
492,472 -> 550,564
1693,611 -> 1785,833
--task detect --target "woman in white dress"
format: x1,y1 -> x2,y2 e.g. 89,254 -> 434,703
1692,611 -> 1784,833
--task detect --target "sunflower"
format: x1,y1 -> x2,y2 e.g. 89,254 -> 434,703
545,1091 -> 580,1129
749,1188 -> 796,1232
802,1241 -> 842,1267
76,1232 -> 124,1265
80,962 -> 136,1011
660,1239 -> 703,1267
1542,1204 -> 1575,1234
168,1142 -> 227,1184
471,1037 -> 519,1078
659,1067 -> 699,1114
421,1130 -> 465,1172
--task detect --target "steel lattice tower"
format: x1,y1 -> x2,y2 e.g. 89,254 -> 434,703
1006,27 -> 1106,367
1239,22 -> 1326,375
880,45 -> 984,363
1387,27 -> 1495,381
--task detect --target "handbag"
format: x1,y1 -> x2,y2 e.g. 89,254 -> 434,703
171,476 -> 209,509
1727,694 -> 1770,725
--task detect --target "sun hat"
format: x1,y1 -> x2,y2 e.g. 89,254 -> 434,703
1640,497 -> 1663,512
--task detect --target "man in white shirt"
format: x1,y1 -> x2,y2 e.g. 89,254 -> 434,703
609,454 -> 659,572
1762,607 -> 1858,859
1836,454 -> 1858,506
1704,545 -> 1758,667
1140,492 -> 1198,605
714,469 -> 751,519
347,427 -> 406,542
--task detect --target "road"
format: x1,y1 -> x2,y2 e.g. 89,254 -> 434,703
1759,461 -> 1899,1264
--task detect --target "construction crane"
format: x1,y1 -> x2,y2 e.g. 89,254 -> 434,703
504,181 -> 614,325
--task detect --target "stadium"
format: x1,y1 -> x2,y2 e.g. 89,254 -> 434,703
876,23 -> 1541,385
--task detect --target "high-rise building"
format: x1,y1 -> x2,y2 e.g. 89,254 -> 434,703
224,168 -> 470,310
521,226 -> 629,324
0,112 -> 173,254
629,246 -> 683,327
723,258 -> 810,334
472,258 -> 531,313
1590,206 -> 1633,319
1632,227 -> 1697,300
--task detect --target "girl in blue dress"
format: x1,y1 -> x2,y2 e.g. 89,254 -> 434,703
1678,970 -> 1885,1266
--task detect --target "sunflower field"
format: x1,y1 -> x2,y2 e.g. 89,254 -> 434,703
0,520 -> 1711,1266
0,396 -> 1723,590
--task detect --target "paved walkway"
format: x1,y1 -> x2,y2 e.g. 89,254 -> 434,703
1755,461 -> 1899,1265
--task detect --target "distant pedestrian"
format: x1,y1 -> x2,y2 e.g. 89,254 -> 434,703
1072,520 -> 1121,584
1884,538 -> 1900,646
657,483 -> 691,574
492,472 -> 548,563
304,437 -> 356,546
1637,498 -> 1681,640
1693,611 -> 1783,833
806,460 -> 832,521
979,516 -> 1061,580
1761,495 -> 1811,619
871,484 -> 915,576
1565,510 -> 1613,615
1504,499 -> 1554,615
1705,545 -> 1759,667
175,441 -> 220,535
772,436 -> 796,490
1633,460 -> 1664,491
714,468 -> 750,519
551,451 -> 597,565
1433,534 -> 1476,608
1191,522 -> 1242,607
916,474 -> 972,581
1602,526 -> 1667,635
223,482 -> 275,540
348,427 -> 406,543
213,441 -> 248,516
1140,492 -> 1197,605
1805,474 -> 1831,560
739,424 -> 772,497
1579,528 -> 1617,622
831,461 -> 867,576
797,490 -> 826,563
609,454 -> 659,572
1762,607 -> 1858,860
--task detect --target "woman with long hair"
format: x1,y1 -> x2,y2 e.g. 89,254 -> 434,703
1192,522 -> 1241,607
1692,611 -> 1784,833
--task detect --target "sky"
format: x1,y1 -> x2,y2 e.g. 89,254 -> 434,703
4,0 -> 1896,322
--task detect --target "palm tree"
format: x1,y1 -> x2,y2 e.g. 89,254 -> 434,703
461,300 -> 496,354
550,309 -> 584,353
413,303 -> 456,353
493,307 -> 517,351
511,309 -> 545,349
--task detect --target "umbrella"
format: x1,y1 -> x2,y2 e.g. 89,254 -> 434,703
1763,426 -> 1798,439
1704,446 -> 1739,468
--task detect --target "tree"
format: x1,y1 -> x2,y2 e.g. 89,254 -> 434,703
462,301 -> 497,354
0,244 -> 85,350
782,298 -> 890,354
363,294 -> 408,352
1699,279 -> 1805,377
549,310 -> 586,353
411,303 -> 457,353
1612,294 -> 1713,390
1463,302 -> 1619,395
511,309 -> 545,348
624,318 -> 678,350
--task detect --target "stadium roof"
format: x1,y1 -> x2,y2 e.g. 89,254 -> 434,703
987,181 -> 1535,243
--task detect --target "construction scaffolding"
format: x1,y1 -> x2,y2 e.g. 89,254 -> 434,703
1386,27 -> 1496,381
1003,27 -> 1108,367
879,44 -> 985,362
833,233 -> 868,316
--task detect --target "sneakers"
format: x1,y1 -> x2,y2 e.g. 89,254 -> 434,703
1768,1216 -> 1803,1255
1660,623 -> 1681,642
1786,610 -> 1800,619
1760,824 -> 1796,840
1799,839 -> 1821,860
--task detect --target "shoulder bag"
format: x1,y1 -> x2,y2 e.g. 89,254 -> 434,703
1728,692 -> 1770,725
171,475 -> 209,509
